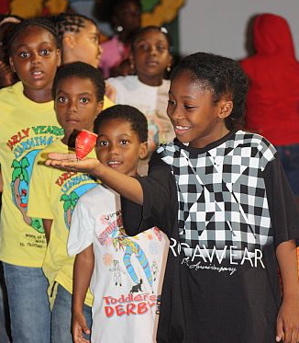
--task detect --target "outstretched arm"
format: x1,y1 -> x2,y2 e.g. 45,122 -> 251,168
72,245 -> 94,343
45,153 -> 143,205
276,240 -> 299,343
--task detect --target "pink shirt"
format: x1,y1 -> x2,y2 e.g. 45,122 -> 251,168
100,35 -> 130,79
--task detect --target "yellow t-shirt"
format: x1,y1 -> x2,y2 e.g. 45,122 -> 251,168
103,95 -> 114,109
27,140 -> 99,306
0,82 -> 64,267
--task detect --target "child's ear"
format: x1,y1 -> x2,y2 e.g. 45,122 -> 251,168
56,49 -> 62,67
9,57 -> 16,72
63,34 -> 76,49
219,100 -> 233,119
139,141 -> 148,159
96,101 -> 104,118
167,54 -> 173,71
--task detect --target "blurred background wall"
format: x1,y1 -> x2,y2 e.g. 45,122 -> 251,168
179,0 -> 299,59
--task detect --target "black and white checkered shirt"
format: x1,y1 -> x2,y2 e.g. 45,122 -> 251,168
157,131 -> 276,258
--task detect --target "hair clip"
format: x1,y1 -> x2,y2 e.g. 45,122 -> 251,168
160,27 -> 168,35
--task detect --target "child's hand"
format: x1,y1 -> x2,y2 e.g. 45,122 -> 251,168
72,311 -> 91,343
45,153 -> 100,175
276,295 -> 299,342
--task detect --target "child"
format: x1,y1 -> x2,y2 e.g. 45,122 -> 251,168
52,12 -> 115,107
107,25 -> 175,175
240,13 -> 299,204
98,0 -> 142,78
0,17 -> 63,343
53,13 -> 101,70
46,52 -> 299,342
0,14 -> 22,88
67,104 -> 168,343
27,61 -> 105,343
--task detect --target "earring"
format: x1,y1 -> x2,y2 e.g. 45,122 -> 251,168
167,66 -> 171,72
130,62 -> 135,73
116,25 -> 123,33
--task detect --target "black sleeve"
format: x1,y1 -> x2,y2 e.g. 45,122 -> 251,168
264,153 -> 299,247
121,151 -> 178,239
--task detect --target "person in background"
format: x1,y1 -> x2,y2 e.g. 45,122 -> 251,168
68,105 -> 168,343
240,13 -> 299,205
97,0 -> 142,78
107,26 -> 174,175
68,0 -> 114,38
0,14 -> 22,88
46,52 -> 299,343
52,12 -> 115,106
0,17 -> 63,343
240,14 -> 299,280
27,61 -> 105,342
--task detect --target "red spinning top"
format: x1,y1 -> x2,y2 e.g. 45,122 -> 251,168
75,129 -> 98,160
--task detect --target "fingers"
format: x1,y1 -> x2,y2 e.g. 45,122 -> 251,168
73,325 -> 91,343
284,326 -> 299,343
47,152 -> 76,161
82,323 -> 91,335
276,318 -> 284,342
276,320 -> 299,343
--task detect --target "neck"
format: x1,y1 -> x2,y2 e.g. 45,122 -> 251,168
138,74 -> 163,87
23,87 -> 52,103
118,31 -> 130,43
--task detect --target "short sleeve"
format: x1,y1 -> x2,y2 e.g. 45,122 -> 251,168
264,153 -> 299,247
122,151 -> 177,239
67,199 -> 94,256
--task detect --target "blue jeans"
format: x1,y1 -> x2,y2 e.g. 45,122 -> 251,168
276,144 -> 299,196
2,262 -> 51,343
52,284 -> 92,343
0,263 -> 10,343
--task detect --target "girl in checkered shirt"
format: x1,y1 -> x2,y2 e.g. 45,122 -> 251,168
46,51 -> 299,343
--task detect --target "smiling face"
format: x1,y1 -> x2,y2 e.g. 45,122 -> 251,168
54,75 -> 103,143
9,25 -> 61,100
131,29 -> 172,86
96,118 -> 147,177
167,70 -> 232,148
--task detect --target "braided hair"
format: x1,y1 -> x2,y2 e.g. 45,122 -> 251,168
7,17 -> 61,56
52,13 -> 97,39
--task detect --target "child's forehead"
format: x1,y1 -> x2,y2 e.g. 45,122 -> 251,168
97,119 -> 139,138
99,118 -> 131,131
134,30 -> 169,44
13,25 -> 55,42
172,70 -> 211,89
57,75 -> 95,88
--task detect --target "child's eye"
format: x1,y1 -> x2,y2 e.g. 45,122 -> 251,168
40,49 -> 50,56
19,51 -> 29,59
57,96 -> 67,103
98,140 -> 109,147
120,139 -> 129,145
79,97 -> 90,104
167,99 -> 175,106
157,45 -> 167,53
91,35 -> 99,44
184,104 -> 195,110
136,43 -> 149,52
